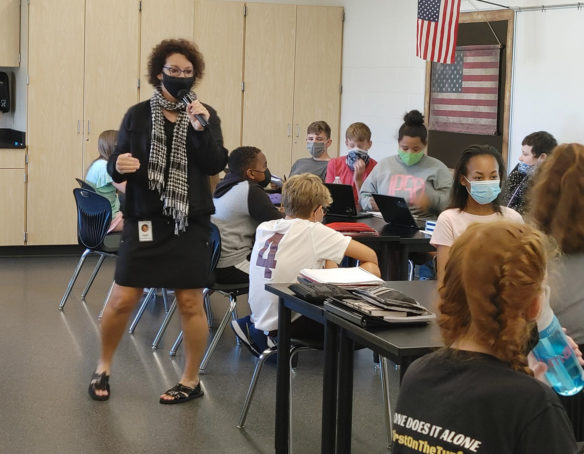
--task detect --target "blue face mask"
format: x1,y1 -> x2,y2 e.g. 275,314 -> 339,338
345,150 -> 370,171
464,177 -> 501,205
517,162 -> 534,175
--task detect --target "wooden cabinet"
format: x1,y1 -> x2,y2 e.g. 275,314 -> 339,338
242,4 -> 343,178
290,6 -> 344,166
27,0 -> 139,245
139,0 -> 196,102
0,0 -> 20,67
0,149 -> 25,245
194,0 -> 245,153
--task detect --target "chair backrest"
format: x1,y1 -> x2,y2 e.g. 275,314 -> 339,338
209,222 -> 222,272
76,177 -> 95,192
73,188 -> 112,250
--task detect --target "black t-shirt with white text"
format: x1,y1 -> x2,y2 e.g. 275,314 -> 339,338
392,349 -> 577,454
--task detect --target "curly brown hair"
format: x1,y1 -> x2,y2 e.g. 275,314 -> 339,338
147,38 -> 205,88
438,221 -> 547,375
529,143 -> 584,254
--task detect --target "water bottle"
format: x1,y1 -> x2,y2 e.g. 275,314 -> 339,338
532,287 -> 584,396
333,176 -> 341,184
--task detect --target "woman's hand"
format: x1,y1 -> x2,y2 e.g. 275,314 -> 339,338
116,153 -> 140,174
186,99 -> 210,131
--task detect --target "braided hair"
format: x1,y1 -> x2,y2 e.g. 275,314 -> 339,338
438,221 -> 547,375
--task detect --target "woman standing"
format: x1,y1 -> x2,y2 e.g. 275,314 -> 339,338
88,39 -> 228,404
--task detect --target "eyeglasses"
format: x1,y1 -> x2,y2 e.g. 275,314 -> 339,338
163,66 -> 194,77
314,206 -> 328,216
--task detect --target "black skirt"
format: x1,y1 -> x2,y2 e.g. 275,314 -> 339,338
114,216 -> 212,289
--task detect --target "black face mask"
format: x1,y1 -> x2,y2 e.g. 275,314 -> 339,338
162,73 -> 194,99
258,168 -> 272,188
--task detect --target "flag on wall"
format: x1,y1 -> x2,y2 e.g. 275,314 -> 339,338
429,45 -> 500,135
417,0 -> 462,64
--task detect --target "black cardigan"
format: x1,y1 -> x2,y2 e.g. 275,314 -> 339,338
108,100 -> 228,220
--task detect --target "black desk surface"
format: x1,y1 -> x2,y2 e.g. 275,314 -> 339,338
266,280 -> 443,362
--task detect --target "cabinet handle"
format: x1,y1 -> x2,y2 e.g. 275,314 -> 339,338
87,120 -> 91,134
287,124 -> 291,137
77,120 -> 80,134
295,124 -> 300,138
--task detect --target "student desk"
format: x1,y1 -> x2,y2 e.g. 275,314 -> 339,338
268,280 -> 441,454
324,215 -> 435,280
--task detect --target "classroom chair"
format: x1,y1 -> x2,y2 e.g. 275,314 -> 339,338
58,188 -> 121,311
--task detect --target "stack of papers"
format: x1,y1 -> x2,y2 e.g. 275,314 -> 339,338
298,267 -> 384,286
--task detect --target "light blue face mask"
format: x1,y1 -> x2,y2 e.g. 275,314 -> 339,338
517,162 -> 534,175
464,177 -> 501,205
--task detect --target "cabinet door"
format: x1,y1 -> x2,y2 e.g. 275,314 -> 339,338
291,6 -> 344,164
242,3 -> 296,178
0,0 -> 20,67
194,0 -> 244,153
0,169 -> 25,245
83,0 -> 140,173
27,0 -> 85,245
139,0 -> 196,102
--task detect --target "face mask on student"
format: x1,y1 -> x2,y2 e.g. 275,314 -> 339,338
257,168 -> 272,188
346,150 -> 370,171
517,162 -> 535,175
162,73 -> 194,99
464,177 -> 501,205
307,141 -> 326,158
398,149 -> 424,166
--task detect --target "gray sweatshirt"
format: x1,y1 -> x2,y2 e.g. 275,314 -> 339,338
359,154 -> 452,219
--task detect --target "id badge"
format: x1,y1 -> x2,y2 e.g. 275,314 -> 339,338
138,220 -> 153,242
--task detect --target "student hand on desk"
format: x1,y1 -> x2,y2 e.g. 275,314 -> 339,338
116,153 -> 140,174
528,330 -> 584,383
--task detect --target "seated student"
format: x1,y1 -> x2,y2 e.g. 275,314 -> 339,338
431,144 -> 523,281
289,121 -> 333,181
85,130 -> 125,232
359,110 -> 452,221
231,173 -> 380,356
501,131 -> 557,214
392,221 -> 578,454
530,142 -> 584,441
325,122 -> 377,205
212,146 -> 283,284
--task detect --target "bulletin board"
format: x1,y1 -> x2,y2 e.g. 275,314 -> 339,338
424,9 -> 514,169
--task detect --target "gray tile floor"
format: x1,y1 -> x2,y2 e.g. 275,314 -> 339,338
0,253 -> 394,453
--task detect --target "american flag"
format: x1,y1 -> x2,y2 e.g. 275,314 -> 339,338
429,45 -> 500,135
417,0 -> 461,64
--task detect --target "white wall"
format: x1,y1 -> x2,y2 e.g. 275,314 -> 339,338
509,8 -> 584,166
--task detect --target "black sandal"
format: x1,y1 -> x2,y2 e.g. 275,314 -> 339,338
88,371 -> 110,401
159,382 -> 203,404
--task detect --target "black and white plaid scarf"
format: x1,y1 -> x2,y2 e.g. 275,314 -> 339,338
149,89 -> 192,234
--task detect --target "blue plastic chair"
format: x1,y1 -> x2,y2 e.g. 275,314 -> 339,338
58,188 -> 121,310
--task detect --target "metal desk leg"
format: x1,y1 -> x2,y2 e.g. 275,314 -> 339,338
322,319 -> 339,454
275,296 -> 291,454
337,329 -> 355,454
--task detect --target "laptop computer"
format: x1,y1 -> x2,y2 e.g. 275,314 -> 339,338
372,193 -> 426,231
325,183 -> 372,219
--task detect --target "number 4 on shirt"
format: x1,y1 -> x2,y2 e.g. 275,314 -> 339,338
256,233 -> 284,278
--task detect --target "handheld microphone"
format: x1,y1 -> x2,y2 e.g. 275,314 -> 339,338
177,89 -> 208,128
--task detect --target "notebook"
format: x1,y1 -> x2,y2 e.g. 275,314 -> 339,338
325,183 -> 372,219
372,193 -> 425,231
298,267 -> 384,286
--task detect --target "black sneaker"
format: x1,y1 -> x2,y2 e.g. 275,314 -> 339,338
231,316 -> 261,357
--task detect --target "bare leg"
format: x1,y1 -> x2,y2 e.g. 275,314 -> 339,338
160,288 -> 207,400
93,283 -> 143,398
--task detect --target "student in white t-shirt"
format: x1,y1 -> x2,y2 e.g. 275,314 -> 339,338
241,173 -> 380,348
431,145 -> 523,280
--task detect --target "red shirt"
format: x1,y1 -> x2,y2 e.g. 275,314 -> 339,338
325,155 -> 377,205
